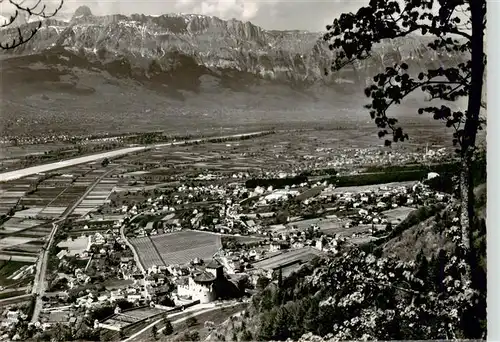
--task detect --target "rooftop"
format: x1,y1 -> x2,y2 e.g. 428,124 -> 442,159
205,259 -> 223,269
192,271 -> 216,283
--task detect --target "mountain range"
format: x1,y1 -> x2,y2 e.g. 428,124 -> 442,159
0,6 -> 468,137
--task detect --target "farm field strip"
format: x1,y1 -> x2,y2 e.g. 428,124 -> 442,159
13,241 -> 45,251
72,208 -> 93,215
0,253 -> 37,262
1,218 -> 47,233
0,189 -> 24,213
0,236 -> 37,249
40,206 -> 66,213
0,197 -> 21,203
1,191 -> 26,197
72,177 -> 117,214
0,249 -> 38,257
73,182 -> 92,186
133,231 -> 223,266
130,237 -> 164,269
3,244 -> 42,255
14,231 -> 49,239
252,247 -> 323,270
12,225 -> 53,239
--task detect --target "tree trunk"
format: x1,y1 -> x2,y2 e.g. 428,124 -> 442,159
460,0 -> 486,280
459,150 -> 474,273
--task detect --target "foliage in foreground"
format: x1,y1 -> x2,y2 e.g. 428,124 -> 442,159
236,204 -> 485,341
322,0 -> 486,296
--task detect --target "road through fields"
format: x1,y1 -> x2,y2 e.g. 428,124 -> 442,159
30,168 -> 117,323
0,131 -> 272,182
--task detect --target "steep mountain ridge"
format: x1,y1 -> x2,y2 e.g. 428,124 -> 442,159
0,7 -> 468,136
2,6 -> 466,87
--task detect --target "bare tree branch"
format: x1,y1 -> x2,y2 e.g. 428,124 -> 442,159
0,0 -> 63,50
0,11 -> 19,28
9,0 -> 63,19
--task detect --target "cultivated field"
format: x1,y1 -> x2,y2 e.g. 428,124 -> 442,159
0,177 -> 36,215
0,234 -> 44,262
0,218 -> 46,233
73,176 -> 117,216
25,225 -> 51,236
0,236 -> 37,249
252,247 -> 323,271
130,237 -> 164,268
13,208 -> 45,219
131,231 -> 222,269
0,260 -> 34,286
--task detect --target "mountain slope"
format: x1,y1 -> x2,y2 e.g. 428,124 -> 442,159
2,7 -> 465,86
0,7 -> 468,136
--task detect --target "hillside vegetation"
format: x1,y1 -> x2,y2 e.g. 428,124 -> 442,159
209,176 -> 486,341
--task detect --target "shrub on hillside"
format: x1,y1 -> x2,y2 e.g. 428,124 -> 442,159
244,205 -> 485,341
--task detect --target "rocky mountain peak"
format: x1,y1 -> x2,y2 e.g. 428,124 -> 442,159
0,10 -> 467,91
72,5 -> 93,20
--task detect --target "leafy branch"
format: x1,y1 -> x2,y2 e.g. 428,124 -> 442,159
363,62 -> 473,147
323,0 -> 472,72
322,0 -> 486,157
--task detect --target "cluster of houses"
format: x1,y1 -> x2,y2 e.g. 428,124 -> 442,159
53,231 -> 140,292
302,146 -> 452,171
28,154 -> 452,330
0,309 -> 28,332
238,147 -> 452,181
73,286 -> 149,310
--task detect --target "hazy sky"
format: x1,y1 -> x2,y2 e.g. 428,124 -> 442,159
1,0 -> 370,31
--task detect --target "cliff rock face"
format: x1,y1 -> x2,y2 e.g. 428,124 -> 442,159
1,7 -> 465,88
0,7 -> 468,136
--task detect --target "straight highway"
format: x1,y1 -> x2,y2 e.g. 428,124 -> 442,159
0,131 -> 272,182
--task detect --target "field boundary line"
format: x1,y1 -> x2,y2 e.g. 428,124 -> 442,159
147,236 -> 167,267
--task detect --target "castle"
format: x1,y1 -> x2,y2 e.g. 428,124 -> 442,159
176,259 -> 224,304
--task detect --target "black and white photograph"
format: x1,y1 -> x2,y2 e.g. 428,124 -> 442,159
0,0 -> 490,341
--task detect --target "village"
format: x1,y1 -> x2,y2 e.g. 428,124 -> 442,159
0,129 -> 456,341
